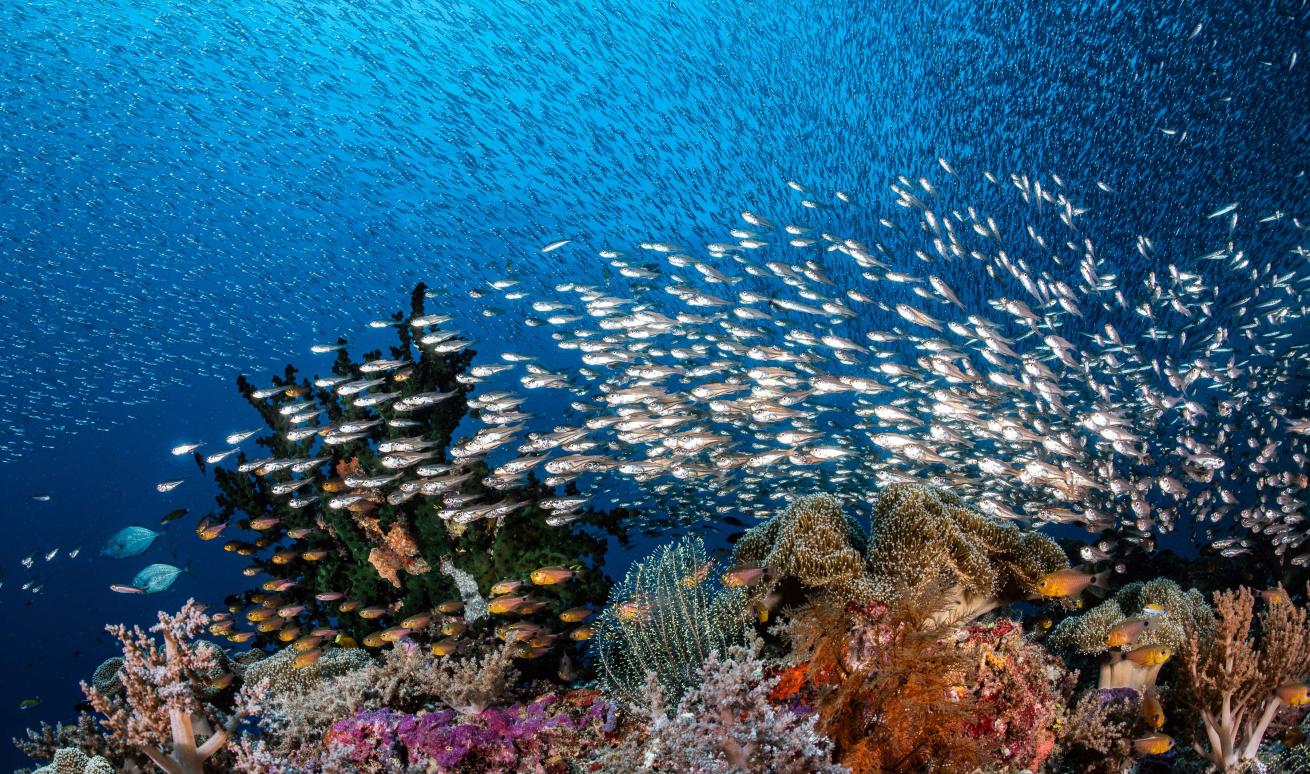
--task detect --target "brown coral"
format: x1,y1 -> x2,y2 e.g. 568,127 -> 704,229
866,484 -> 1069,623
1175,585 -> 1310,771
732,493 -> 882,608
736,485 -> 1069,626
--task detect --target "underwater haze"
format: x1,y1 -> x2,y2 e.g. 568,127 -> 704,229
2,0 -> 1310,771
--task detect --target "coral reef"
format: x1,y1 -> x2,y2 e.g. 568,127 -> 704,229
866,484 -> 1069,623
1048,578 -> 1214,690
783,584 -> 990,773
595,535 -> 748,710
242,644 -> 373,697
82,599 -> 265,774
1176,586 -> 1310,771
205,282 -> 631,658
958,618 -> 1074,771
321,690 -> 618,773
255,639 -> 520,764
630,639 -> 845,773
733,484 -> 1069,625
1052,688 -> 1145,774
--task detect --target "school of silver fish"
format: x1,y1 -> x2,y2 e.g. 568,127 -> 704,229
186,166 -> 1310,565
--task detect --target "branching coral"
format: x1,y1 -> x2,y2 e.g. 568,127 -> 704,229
1048,578 -> 1214,691
596,535 -> 747,710
634,639 -> 845,773
1053,688 -> 1143,774
82,599 -> 266,774
1176,586 -> 1310,770
866,483 -> 1069,624
14,713 -> 140,773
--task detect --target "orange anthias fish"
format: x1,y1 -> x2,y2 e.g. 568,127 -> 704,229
1276,682 -> 1310,706
1035,568 -> 1105,598
1106,618 -> 1152,648
1132,734 -> 1174,756
721,566 -> 767,588
1125,645 -> 1172,666
530,565 -> 577,585
437,600 -> 463,615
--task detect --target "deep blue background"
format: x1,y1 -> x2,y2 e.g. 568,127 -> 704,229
2,0 -> 1308,764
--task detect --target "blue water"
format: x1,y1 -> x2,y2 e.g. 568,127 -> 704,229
2,0 -> 1307,764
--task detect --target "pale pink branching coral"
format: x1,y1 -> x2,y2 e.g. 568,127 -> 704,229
636,638 -> 844,773
82,599 -> 266,774
1176,586 -> 1310,771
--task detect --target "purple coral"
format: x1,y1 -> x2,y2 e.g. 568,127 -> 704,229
324,691 -> 619,772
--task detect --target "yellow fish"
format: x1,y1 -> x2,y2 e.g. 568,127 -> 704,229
358,606 -> 387,620
529,565 -> 577,585
1276,682 -> 1310,707
196,519 -> 227,541
400,613 -> 432,630
334,634 -> 359,648
441,619 -> 468,637
558,607 -> 594,623
1125,645 -> 1172,666
436,600 -> 463,615
431,637 -> 461,657
1263,587 -> 1291,605
488,595 -> 530,615
292,649 -> 322,669
490,579 -> 527,596
1132,734 -> 1174,756
229,631 -> 256,643
1035,568 -> 1101,598
569,626 -> 595,641
1141,690 -> 1166,729
1106,618 -> 1151,648
680,560 -> 714,588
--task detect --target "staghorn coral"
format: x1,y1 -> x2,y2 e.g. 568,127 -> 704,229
632,639 -> 845,773
732,493 -> 883,608
866,483 -> 1069,624
1176,586 -> 1310,771
13,713 -> 141,773
596,535 -> 748,710
82,599 -> 266,774
1048,578 -> 1214,691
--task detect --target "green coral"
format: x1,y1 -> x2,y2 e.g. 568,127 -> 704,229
596,535 -> 748,711
1049,578 -> 1214,656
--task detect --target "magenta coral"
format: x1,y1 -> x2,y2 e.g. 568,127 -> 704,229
323,690 -> 617,773
82,599 -> 265,774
